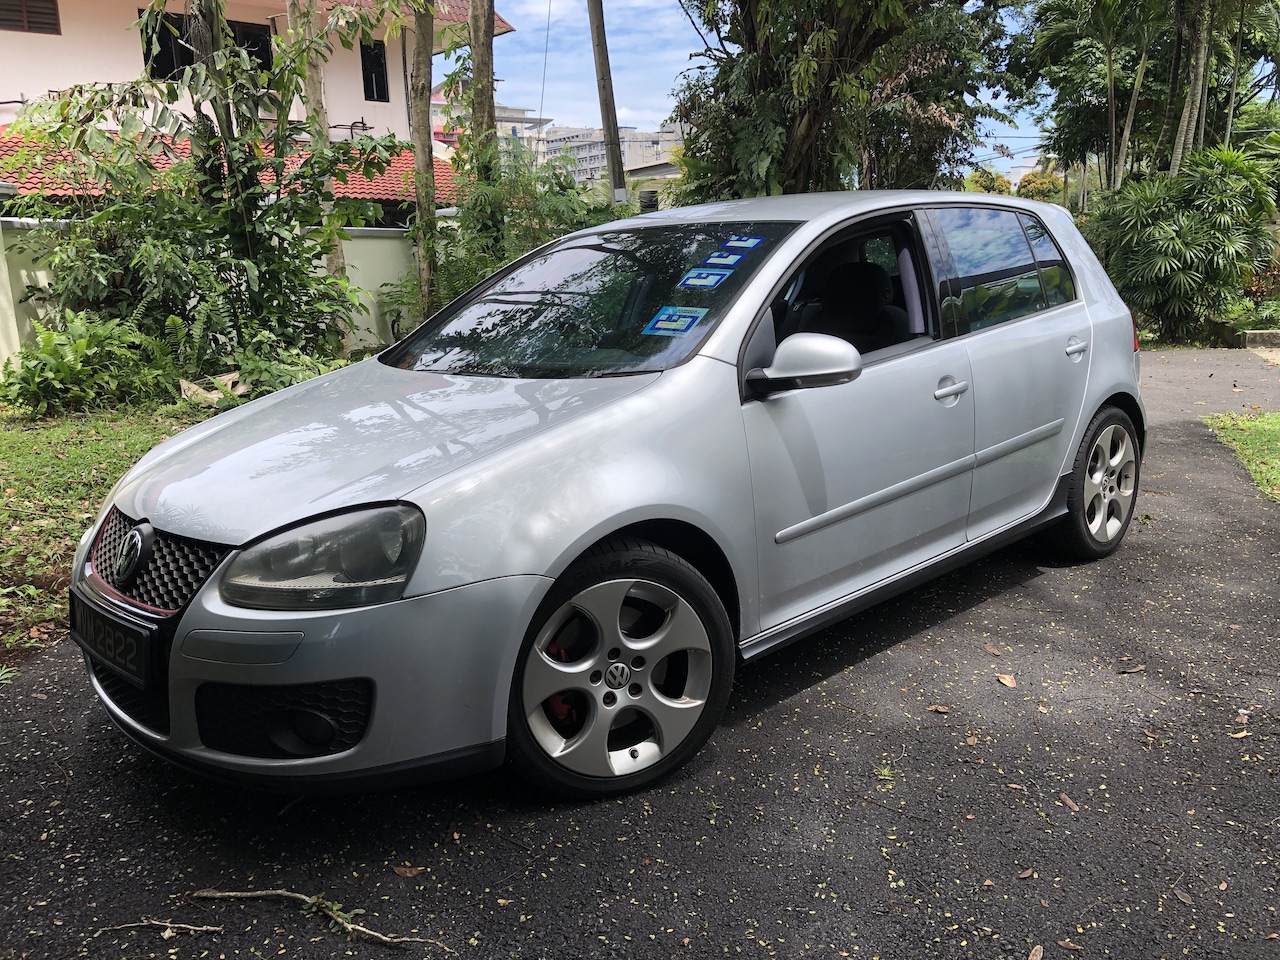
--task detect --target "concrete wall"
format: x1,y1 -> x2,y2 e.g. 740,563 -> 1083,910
0,218 -> 53,366
341,227 -> 414,349
0,218 -> 413,365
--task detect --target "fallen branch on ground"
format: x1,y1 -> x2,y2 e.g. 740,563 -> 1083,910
190,888 -> 454,951
92,918 -> 223,939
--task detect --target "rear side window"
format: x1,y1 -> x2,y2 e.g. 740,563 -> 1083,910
931,207 -> 1045,334
1019,213 -> 1076,307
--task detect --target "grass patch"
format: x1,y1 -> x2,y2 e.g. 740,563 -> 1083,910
1205,412 -> 1280,502
0,403 -> 210,662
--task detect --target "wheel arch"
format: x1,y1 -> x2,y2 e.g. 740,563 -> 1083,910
579,519 -> 742,641
1100,390 -> 1146,452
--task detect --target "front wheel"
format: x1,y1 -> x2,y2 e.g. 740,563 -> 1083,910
507,539 -> 735,798
1052,406 -> 1141,560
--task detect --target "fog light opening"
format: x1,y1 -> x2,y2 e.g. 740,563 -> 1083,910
266,709 -> 338,756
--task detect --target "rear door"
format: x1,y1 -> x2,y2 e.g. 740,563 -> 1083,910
924,206 -> 1092,541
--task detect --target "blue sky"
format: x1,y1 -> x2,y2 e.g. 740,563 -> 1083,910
486,0 -> 704,131
483,0 -> 1037,172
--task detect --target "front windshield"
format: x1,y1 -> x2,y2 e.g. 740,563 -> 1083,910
381,221 -> 798,378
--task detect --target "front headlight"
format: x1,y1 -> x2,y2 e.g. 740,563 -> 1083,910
220,505 -> 426,610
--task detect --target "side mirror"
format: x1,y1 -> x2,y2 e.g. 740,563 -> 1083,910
745,332 -> 863,398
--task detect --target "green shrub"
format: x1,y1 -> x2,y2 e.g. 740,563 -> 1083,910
1,310 -> 176,416
1084,147 -> 1278,343
2,1 -> 397,387
233,333 -> 349,398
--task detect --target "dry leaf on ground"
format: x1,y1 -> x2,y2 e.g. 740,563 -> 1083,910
1029,946 -> 1044,960
1229,730 -> 1252,739
983,643 -> 1001,656
1018,868 -> 1034,879
1118,663 -> 1147,674
1057,940 -> 1084,951
1060,792 -> 1080,812
997,674 -> 1017,688
927,704 -> 950,714
393,866 -> 425,878
1173,888 -> 1193,905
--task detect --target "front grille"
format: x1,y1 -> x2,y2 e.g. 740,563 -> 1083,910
90,657 -> 171,736
195,679 -> 374,759
91,508 -> 231,612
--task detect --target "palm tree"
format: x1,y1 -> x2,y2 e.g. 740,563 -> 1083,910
1112,0 -> 1167,188
1035,0 -> 1130,188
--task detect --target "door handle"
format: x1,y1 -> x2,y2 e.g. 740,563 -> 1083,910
1065,339 -> 1089,357
933,379 -> 970,401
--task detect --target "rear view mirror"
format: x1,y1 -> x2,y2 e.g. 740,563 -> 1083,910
745,333 -> 863,397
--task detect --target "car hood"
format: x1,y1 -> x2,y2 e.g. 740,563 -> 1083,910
114,359 -> 658,545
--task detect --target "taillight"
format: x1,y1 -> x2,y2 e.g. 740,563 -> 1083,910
1130,309 -> 1139,352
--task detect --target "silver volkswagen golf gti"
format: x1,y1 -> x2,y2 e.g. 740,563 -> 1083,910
70,192 -> 1144,797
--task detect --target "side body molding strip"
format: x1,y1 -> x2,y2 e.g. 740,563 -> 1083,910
773,419 -> 1065,546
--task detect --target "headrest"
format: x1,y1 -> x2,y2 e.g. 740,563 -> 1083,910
821,261 -> 893,309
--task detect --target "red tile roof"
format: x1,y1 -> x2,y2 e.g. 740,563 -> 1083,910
332,0 -> 515,36
0,130 -> 456,205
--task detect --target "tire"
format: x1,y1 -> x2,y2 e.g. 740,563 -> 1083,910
507,538 -> 735,798
1052,406 -> 1141,560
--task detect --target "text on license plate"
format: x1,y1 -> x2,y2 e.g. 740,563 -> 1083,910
70,593 -> 152,689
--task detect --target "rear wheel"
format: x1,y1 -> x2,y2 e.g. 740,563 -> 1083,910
1052,406 -> 1140,560
507,539 -> 734,798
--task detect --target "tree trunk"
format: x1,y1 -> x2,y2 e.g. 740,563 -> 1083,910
467,0 -> 499,255
1105,42 -> 1117,189
286,0 -> 345,279
1224,0 -> 1246,145
1153,17 -> 1185,168
1170,0 -> 1211,176
410,5 -> 436,318
1194,55 -> 1210,150
1113,46 -> 1149,189
190,0 -> 257,260
468,0 -> 496,175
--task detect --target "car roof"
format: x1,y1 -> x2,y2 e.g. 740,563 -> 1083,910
605,191 -> 1058,229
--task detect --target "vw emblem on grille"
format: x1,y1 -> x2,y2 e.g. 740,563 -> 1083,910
111,524 -> 155,589
605,662 -> 631,690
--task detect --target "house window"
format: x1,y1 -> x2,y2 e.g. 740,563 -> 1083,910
361,39 -> 389,102
0,0 -> 60,34
141,11 -> 273,80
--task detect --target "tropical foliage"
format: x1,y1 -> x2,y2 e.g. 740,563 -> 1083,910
669,0 -> 1020,199
1084,148 -> 1277,342
1016,169 -> 1064,201
1,0 -> 396,413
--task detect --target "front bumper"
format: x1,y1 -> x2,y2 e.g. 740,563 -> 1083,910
79,571 -> 554,790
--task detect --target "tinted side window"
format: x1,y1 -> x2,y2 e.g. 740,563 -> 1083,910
932,207 -> 1045,334
1019,213 -> 1076,307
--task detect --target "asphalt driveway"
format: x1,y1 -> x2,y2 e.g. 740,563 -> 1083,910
1,349 -> 1277,960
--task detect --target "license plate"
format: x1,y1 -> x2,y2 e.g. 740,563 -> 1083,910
70,590 -> 154,689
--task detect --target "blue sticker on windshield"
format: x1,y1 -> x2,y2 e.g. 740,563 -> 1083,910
678,267 -> 733,290
723,235 -> 765,249
703,251 -> 745,267
643,306 -> 707,337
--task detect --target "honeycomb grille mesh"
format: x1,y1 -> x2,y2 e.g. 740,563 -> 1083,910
195,679 -> 374,759
90,657 -> 170,736
91,508 -> 230,613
